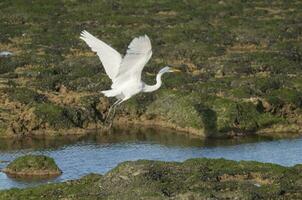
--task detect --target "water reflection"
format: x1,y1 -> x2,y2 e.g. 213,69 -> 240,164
0,126 -> 273,152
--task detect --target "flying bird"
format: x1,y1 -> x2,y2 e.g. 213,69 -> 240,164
80,30 -> 180,126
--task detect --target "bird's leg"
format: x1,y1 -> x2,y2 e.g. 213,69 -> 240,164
104,105 -> 115,123
104,99 -> 122,127
104,99 -> 120,122
107,99 -> 125,128
107,104 -> 118,128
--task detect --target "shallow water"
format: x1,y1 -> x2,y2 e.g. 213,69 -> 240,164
0,128 -> 301,190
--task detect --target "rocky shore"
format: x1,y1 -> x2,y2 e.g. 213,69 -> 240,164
0,158 -> 301,199
0,0 -> 301,138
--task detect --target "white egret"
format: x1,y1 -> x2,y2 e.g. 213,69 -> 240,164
80,30 -> 180,125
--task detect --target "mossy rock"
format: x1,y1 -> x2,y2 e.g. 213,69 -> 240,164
145,89 -> 205,130
1,158 -> 302,199
4,87 -> 48,104
29,57 -> 111,92
134,89 -> 284,137
205,96 -> 282,134
2,155 -> 62,178
34,103 -> 89,129
269,88 -> 302,108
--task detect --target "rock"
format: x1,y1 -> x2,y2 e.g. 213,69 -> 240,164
59,85 -> 68,94
2,155 -> 62,178
214,68 -> 225,78
1,158 -> 302,199
261,99 -> 273,112
55,84 -> 68,94
10,107 -> 41,135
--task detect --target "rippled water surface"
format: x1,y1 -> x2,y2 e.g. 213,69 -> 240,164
0,128 -> 301,189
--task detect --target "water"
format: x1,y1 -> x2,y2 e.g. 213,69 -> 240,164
0,127 -> 301,190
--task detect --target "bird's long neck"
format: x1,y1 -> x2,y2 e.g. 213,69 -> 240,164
143,72 -> 164,93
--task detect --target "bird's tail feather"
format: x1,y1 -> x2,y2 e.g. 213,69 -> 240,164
101,89 -> 120,97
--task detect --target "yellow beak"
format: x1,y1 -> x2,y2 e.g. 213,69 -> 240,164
171,68 -> 181,73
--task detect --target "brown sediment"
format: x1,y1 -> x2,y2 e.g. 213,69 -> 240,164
217,172 -> 273,186
256,123 -> 302,138
1,168 -> 62,178
1,127 -> 102,139
115,117 -> 302,139
0,108 -> 301,139
114,117 -> 205,137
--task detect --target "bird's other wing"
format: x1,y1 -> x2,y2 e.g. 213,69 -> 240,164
111,35 -> 152,89
80,30 -> 122,80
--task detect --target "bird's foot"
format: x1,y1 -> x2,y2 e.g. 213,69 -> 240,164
103,117 -> 113,128
103,101 -> 119,129
103,110 -> 115,128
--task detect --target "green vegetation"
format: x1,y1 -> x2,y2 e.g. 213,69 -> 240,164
1,158 -> 302,199
2,155 -> 61,177
4,87 -> 48,104
206,97 -> 282,133
146,90 -> 204,129
0,0 -> 301,137
34,103 -> 95,130
34,103 -> 72,129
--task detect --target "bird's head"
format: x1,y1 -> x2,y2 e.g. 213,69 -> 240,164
159,66 -> 181,74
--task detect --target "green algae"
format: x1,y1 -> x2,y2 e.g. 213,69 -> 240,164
1,158 -> 302,199
205,97 -> 282,133
145,89 -> 204,129
34,103 -> 75,129
34,103 -> 93,129
269,88 -> 302,108
0,0 -> 301,137
2,155 -> 61,177
4,87 -> 48,104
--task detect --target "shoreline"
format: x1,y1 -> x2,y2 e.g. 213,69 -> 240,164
0,117 -> 301,139
1,169 -> 62,178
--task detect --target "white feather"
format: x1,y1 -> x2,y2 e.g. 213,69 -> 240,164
80,30 -> 122,80
111,35 -> 152,89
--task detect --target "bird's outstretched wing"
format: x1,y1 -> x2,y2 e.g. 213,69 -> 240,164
111,35 -> 152,89
80,30 -> 122,80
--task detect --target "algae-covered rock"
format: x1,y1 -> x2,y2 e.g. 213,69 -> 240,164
2,155 -> 62,178
10,107 -> 42,135
122,89 -> 282,137
145,90 -> 204,130
0,0 -> 302,138
204,96 -> 282,134
34,103 -> 93,130
1,158 -> 302,199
